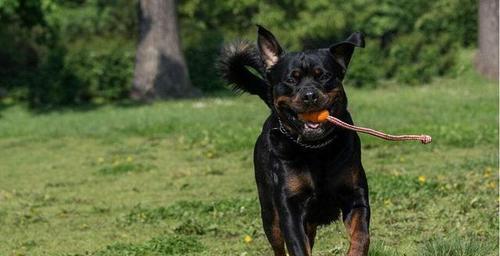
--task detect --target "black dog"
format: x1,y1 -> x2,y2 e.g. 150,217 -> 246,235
218,25 -> 370,256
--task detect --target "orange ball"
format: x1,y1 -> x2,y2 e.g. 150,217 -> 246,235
298,110 -> 330,123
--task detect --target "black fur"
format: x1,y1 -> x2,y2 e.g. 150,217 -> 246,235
217,40 -> 270,106
218,25 -> 370,256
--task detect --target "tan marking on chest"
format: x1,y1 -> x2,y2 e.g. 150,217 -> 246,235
286,173 -> 313,195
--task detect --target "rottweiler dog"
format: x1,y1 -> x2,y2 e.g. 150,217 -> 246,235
218,25 -> 370,256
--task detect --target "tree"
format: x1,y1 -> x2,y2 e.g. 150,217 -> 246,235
131,0 -> 199,101
475,0 -> 499,80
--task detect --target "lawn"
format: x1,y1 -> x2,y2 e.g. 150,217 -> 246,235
0,53 -> 498,255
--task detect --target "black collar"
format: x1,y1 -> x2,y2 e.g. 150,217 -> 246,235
274,118 -> 337,149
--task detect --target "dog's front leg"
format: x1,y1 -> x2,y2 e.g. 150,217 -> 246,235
273,170 -> 312,256
275,193 -> 311,256
342,196 -> 370,256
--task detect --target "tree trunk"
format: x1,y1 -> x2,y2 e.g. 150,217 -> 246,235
131,0 -> 199,101
475,0 -> 499,80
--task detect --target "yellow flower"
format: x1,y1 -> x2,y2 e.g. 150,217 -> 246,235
243,235 -> 253,243
126,156 -> 133,162
483,167 -> 493,178
487,182 -> 496,189
418,175 -> 426,184
97,157 -> 104,163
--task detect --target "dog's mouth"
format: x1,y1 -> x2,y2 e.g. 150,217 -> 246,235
281,107 -> 333,141
304,122 -> 321,129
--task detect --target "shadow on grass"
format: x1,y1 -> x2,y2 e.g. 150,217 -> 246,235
0,101 -> 15,117
18,89 -> 239,115
68,235 -> 205,256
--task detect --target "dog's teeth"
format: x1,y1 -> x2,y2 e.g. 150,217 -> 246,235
305,122 -> 320,129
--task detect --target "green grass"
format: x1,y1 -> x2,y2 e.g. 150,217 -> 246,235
0,52 -> 498,255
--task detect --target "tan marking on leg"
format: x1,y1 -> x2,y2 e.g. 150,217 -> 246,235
271,208 -> 286,256
345,210 -> 369,256
305,222 -> 317,250
344,210 -> 359,239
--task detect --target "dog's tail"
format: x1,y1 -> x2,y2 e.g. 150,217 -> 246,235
217,41 -> 269,106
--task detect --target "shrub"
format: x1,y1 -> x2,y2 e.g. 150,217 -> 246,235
386,33 -> 458,84
345,43 -> 383,87
27,46 -> 84,107
183,31 -> 225,92
179,0 -> 476,88
0,0 -> 480,105
27,39 -> 134,107
65,39 -> 134,102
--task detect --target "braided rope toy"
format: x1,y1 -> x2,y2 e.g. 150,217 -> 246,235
298,110 -> 432,144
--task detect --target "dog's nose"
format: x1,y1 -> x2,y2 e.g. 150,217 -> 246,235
302,90 -> 318,104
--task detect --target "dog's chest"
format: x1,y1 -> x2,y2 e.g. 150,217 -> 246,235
284,161 -> 342,198
286,167 -> 343,224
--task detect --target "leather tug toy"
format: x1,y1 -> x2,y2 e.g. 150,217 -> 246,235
299,110 -> 432,144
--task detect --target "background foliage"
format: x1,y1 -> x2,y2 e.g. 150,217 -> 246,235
0,0 -> 478,106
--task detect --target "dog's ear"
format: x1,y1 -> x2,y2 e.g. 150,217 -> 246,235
329,32 -> 365,71
257,25 -> 283,69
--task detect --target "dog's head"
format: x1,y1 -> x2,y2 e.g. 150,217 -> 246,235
258,25 -> 364,141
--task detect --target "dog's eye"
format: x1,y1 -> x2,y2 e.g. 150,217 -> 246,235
286,70 -> 301,84
313,68 -> 323,78
292,70 -> 301,79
